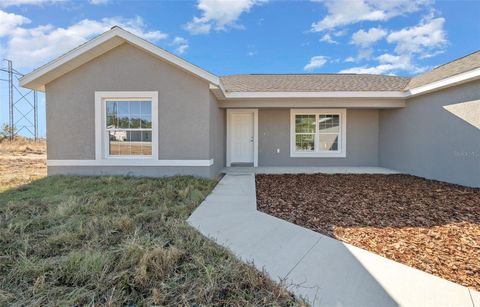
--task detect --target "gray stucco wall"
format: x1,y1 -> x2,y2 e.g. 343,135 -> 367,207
209,93 -> 226,177
45,43 -> 217,178
258,109 -> 379,166
46,42 -> 211,160
379,80 -> 480,187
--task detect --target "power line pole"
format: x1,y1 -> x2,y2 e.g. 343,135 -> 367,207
7,59 -> 14,140
2,59 -> 39,140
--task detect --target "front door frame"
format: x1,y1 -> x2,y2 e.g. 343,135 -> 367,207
226,109 -> 258,167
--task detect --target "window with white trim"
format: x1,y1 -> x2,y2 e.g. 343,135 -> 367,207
95,91 -> 158,160
290,109 -> 346,157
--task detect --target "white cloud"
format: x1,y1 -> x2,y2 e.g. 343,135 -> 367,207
170,36 -> 189,54
0,0 -> 63,7
304,55 -> 328,71
311,0 -> 430,32
320,33 -> 338,44
340,12 -> 446,75
0,10 -> 30,37
185,0 -> 267,34
89,0 -> 109,4
340,53 -> 427,74
351,27 -> 387,48
2,14 -> 167,69
387,14 -> 446,55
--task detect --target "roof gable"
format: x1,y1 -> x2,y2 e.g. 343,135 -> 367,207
20,27 -> 219,91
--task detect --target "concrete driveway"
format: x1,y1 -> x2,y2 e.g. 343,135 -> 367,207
188,173 -> 479,307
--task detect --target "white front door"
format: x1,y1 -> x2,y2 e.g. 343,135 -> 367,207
231,112 -> 254,163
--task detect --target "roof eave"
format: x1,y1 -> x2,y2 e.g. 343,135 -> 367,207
405,67 -> 480,98
221,91 -> 408,100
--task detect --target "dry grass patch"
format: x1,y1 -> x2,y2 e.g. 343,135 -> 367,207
0,140 -> 302,305
0,138 -> 46,191
256,173 -> 480,291
0,174 -> 301,306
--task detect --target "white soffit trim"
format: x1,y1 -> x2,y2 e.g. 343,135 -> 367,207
20,27 -> 219,91
222,91 -> 408,99
47,159 -> 214,167
406,67 -> 480,97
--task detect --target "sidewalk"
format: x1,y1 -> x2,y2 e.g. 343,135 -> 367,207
188,173 -> 478,307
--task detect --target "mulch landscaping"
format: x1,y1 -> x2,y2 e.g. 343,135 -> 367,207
255,173 -> 480,291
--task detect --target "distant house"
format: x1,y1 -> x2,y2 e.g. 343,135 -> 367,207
20,27 -> 480,187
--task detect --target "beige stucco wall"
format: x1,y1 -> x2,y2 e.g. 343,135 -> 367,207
258,109 -> 379,166
45,42 -> 212,161
379,80 -> 480,187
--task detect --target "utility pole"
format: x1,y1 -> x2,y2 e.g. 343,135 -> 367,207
1,59 -> 39,140
7,59 -> 14,140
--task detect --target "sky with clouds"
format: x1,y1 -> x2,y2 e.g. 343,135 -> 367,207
0,0 -> 479,137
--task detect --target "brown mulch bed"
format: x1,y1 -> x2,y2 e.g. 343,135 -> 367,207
255,173 -> 480,291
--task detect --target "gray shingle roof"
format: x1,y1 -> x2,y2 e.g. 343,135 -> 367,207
220,74 -> 411,92
219,50 -> 480,93
406,50 -> 480,89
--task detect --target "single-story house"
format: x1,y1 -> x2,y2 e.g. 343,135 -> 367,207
20,27 -> 480,187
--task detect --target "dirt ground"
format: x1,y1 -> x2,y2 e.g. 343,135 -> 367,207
256,173 -> 480,291
0,139 -> 46,191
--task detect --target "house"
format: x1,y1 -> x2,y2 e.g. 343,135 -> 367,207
20,27 -> 480,187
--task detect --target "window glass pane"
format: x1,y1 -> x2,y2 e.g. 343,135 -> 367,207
108,130 -> 152,156
106,115 -> 116,128
106,101 -> 117,116
129,101 -> 141,114
141,131 -> 152,155
128,131 -> 143,155
141,115 -> 152,128
141,101 -> 152,115
109,130 -> 129,156
318,115 -> 339,133
319,134 -> 339,151
117,101 -> 129,115
295,134 -> 315,152
117,116 -> 130,128
130,114 -> 142,128
295,115 -> 315,133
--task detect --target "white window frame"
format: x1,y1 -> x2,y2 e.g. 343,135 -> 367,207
290,109 -> 346,158
95,91 -> 158,160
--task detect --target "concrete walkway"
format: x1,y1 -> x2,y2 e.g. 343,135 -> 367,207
188,173 -> 479,307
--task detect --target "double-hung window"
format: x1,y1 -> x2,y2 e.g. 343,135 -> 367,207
290,109 -> 346,157
106,100 -> 152,156
95,92 -> 158,160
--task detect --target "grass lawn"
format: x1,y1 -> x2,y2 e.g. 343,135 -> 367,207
0,141 -> 301,305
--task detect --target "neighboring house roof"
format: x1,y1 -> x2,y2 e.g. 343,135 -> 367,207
19,26 -> 219,91
20,26 -> 479,99
220,74 -> 410,92
406,50 -> 480,90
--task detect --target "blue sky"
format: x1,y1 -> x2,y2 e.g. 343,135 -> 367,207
0,0 -> 479,137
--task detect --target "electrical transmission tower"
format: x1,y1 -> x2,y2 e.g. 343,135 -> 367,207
1,59 -> 39,140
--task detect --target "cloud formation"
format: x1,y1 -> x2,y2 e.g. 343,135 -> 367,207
1,12 -> 167,69
311,0 -> 430,32
351,27 -> 387,48
170,36 -> 189,54
185,0 -> 267,34
304,55 -> 328,71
